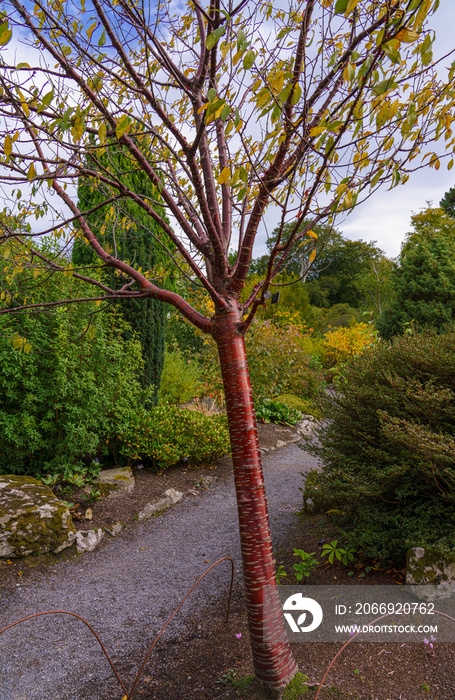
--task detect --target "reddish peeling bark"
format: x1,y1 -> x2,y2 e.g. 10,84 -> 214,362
213,307 -> 298,689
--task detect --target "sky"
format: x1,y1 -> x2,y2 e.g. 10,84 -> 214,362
2,1 -> 454,263
335,1 -> 455,259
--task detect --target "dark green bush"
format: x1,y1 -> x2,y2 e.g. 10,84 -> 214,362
0,247 -> 147,476
112,405 -> 230,472
307,329 -> 455,563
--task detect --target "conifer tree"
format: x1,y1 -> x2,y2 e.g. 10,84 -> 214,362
73,144 -> 171,401
378,208 -> 455,338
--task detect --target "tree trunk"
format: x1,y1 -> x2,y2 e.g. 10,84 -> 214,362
213,308 -> 298,690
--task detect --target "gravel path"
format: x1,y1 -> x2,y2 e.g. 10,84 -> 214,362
0,444 -> 319,700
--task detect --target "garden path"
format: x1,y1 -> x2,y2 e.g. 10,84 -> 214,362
0,442 -> 319,700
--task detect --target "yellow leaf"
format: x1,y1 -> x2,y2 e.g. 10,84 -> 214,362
308,249 -> 316,264
345,0 -> 361,16
4,134 -> 12,157
396,28 -> 420,43
197,102 -> 209,114
309,126 -> 325,137
27,163 -> 36,180
271,72 -> 285,94
307,230 -> 318,239
217,167 -> 230,185
344,190 -> 353,208
87,21 -> 97,41
98,122 -> 106,144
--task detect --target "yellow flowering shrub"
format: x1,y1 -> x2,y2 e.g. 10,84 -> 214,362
322,322 -> 378,368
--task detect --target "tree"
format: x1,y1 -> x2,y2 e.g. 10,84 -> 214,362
0,0 -> 454,690
305,233 -> 386,308
377,207 -> 455,338
73,143 -> 172,402
440,185 -> 455,218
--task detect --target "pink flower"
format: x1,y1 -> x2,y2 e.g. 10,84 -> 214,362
236,633 -> 242,639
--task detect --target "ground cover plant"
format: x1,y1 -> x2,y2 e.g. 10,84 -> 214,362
0,0 -> 453,691
306,328 -> 455,564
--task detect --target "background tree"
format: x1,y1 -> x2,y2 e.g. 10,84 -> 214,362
0,0 -> 454,691
440,185 -> 455,218
73,143 -> 173,402
377,207 -> 455,338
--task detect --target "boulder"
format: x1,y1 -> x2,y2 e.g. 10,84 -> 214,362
0,475 -> 76,558
406,546 -> 455,600
93,467 -> 135,498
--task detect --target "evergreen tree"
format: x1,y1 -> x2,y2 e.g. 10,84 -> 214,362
377,208 -> 455,339
440,186 -> 455,219
73,144 -> 172,402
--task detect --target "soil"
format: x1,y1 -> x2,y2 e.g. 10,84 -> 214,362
1,422 -> 454,700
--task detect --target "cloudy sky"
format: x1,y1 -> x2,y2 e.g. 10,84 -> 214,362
339,1 -> 455,259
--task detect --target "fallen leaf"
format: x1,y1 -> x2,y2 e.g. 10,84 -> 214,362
85,507 -> 93,520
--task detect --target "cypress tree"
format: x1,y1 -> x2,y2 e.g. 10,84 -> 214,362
73,144 -> 172,402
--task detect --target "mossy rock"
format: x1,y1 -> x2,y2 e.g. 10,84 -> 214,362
0,475 -> 76,558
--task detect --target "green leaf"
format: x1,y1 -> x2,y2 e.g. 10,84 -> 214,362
220,104 -> 230,122
115,115 -> 130,139
334,0 -> 348,14
98,28 -> 106,47
243,50 -> 255,70
372,79 -> 398,96
206,26 -> 225,50
207,87 -> 217,102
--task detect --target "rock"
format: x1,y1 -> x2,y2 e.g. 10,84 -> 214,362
138,488 -> 184,520
296,418 -> 318,436
104,521 -> 125,537
276,440 -> 287,448
406,546 -> 455,600
163,488 -> 184,504
0,475 -> 76,558
76,528 -> 104,553
138,498 -> 172,520
196,476 -> 218,489
94,467 -> 135,498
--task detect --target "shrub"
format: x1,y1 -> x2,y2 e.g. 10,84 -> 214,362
307,329 -> 455,563
112,405 -> 230,472
0,245 -> 147,477
158,349 -> 204,404
321,322 -> 378,368
245,319 -> 325,400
